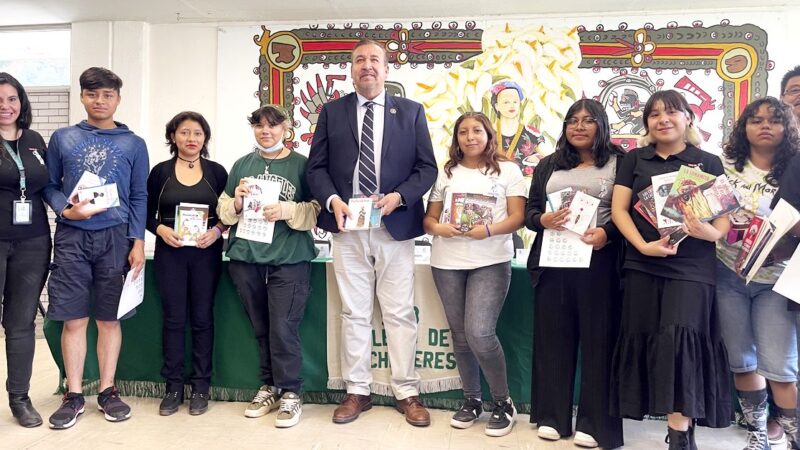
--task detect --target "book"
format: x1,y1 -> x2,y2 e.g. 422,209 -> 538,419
344,195 -> 383,230
77,183 -> 120,210
651,172 -> 682,229
562,191 -> 600,235
546,187 -> 576,212
236,178 -> 281,244
635,185 -> 687,246
704,175 -> 740,219
736,199 -> 800,283
662,170 -> 739,223
174,203 -> 209,247
445,193 -> 497,232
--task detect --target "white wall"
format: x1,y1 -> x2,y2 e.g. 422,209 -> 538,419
68,7 -> 800,172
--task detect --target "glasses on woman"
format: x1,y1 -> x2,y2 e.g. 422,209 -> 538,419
565,117 -> 598,128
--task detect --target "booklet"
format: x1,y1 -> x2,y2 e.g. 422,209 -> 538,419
77,183 -> 120,210
117,268 -> 144,320
236,178 -> 281,244
561,191 -> 600,236
539,193 -> 594,268
651,171 -> 682,229
635,185 -> 688,246
344,194 -> 383,230
174,203 -> 209,247
662,167 -> 739,223
546,187 -> 576,212
68,170 -> 104,205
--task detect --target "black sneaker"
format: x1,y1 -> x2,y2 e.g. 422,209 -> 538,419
49,392 -> 85,429
159,391 -> 182,416
189,393 -> 209,416
450,398 -> 483,429
97,387 -> 131,422
485,398 -> 516,437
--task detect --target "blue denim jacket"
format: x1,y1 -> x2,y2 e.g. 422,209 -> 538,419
43,120 -> 149,239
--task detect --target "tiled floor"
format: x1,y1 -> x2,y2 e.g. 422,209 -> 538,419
0,340 -> 754,449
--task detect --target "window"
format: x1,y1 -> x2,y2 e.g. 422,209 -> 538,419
0,27 -> 70,86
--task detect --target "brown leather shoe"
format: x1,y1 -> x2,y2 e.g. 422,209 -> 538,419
395,396 -> 430,427
332,393 -> 372,424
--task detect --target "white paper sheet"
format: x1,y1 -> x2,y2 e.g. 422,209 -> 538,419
117,268 -> 145,319
774,244 -> 800,303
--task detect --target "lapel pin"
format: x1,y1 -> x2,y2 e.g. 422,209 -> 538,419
389,108 -> 397,114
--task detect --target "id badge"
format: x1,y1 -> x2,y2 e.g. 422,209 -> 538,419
12,199 -> 32,225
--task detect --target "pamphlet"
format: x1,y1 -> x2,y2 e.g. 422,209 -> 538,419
651,171 -> 681,229
562,191 -> 600,235
539,191 -> 594,268
117,268 -> 144,319
68,171 -> 104,205
174,203 -> 209,247
236,178 -> 281,244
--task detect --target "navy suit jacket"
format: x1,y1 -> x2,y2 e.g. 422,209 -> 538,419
306,92 -> 437,241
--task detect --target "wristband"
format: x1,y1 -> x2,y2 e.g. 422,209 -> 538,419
212,226 -> 222,238
485,224 -> 491,237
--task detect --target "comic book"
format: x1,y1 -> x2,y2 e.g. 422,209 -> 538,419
651,172 -> 682,229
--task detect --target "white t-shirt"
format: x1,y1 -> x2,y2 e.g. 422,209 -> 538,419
428,160 -> 528,270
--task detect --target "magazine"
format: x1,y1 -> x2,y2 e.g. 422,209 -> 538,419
662,169 -> 739,223
174,203 -> 209,247
344,194 -> 383,230
236,178 -> 281,244
445,193 -> 497,232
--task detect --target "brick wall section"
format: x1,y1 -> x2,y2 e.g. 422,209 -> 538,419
25,86 -> 70,336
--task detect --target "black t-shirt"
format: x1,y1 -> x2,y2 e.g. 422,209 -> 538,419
615,144 -> 724,284
155,173 -> 220,230
0,130 -> 50,240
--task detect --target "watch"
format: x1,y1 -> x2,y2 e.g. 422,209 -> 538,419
393,191 -> 406,207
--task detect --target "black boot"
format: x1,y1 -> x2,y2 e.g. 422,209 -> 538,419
688,420 -> 698,450
666,427 -> 691,450
9,393 -> 43,428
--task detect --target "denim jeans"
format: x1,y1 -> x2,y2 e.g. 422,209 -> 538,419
431,261 -> 511,401
716,261 -> 797,382
0,234 -> 51,394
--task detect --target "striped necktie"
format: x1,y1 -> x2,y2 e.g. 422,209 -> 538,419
358,101 -> 378,195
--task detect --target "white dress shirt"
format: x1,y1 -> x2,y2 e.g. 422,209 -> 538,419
354,90 -> 386,195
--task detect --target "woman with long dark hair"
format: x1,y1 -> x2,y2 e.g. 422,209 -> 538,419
423,111 -> 526,437
609,90 -> 732,450
0,72 -> 51,427
525,99 -> 624,448
716,97 -> 799,450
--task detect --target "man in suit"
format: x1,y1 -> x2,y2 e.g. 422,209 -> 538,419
307,38 -> 437,426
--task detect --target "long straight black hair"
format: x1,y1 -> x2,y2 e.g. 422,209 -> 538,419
552,99 -> 623,170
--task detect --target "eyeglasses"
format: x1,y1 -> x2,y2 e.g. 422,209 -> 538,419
783,86 -> 800,97
565,117 -> 598,128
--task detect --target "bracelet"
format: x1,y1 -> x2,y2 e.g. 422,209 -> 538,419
485,223 -> 491,237
212,226 -> 222,238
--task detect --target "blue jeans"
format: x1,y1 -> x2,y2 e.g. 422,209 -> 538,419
431,262 -> 511,401
716,261 -> 797,382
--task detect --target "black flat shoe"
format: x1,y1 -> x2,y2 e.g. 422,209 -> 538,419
189,393 -> 209,416
9,393 -> 43,428
159,391 -> 182,416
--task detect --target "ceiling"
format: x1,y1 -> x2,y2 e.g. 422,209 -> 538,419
2,0 -> 799,27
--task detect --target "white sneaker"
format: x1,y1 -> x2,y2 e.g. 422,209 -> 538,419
538,425 -> 561,440
574,431 -> 599,448
275,392 -> 302,428
244,385 -> 280,418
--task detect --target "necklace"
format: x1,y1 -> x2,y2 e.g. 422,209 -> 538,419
258,147 -> 286,175
177,155 -> 200,168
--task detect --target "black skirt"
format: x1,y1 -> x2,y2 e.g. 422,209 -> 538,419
609,269 -> 733,428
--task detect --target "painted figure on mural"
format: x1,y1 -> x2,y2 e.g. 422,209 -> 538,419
490,81 -> 544,177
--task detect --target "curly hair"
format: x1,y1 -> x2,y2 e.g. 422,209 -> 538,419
722,97 -> 800,186
444,111 -> 505,178
552,99 -> 623,170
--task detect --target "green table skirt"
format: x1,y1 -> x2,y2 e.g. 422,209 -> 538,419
43,259 -> 535,412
